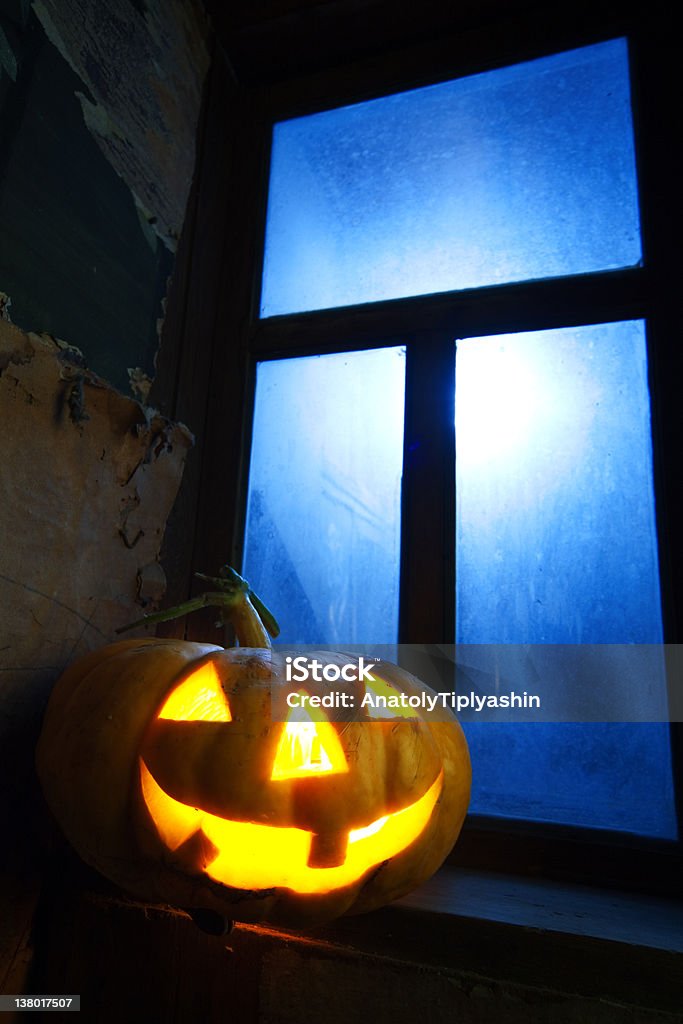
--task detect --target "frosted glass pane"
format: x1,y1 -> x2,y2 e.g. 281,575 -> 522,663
455,321 -> 676,837
456,319 -> 659,643
243,347 -> 405,644
456,321 -> 661,644
261,38 -> 641,317
463,721 -> 675,837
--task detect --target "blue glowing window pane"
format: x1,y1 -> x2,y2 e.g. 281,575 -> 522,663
243,348 -> 405,644
455,321 -> 660,644
462,722 -> 676,838
261,38 -> 641,317
455,321 -> 676,838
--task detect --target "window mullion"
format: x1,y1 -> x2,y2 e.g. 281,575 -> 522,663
399,331 -> 455,643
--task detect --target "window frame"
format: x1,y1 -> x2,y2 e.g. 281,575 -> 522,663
180,7 -> 683,896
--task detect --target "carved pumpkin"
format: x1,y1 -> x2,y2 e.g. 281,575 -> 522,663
36,592 -> 470,928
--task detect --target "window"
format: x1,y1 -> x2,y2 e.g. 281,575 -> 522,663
201,14 -> 682,891
260,38 -> 640,316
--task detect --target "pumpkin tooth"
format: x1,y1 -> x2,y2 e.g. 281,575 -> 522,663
139,758 -> 201,851
307,829 -> 349,868
174,827 -> 221,871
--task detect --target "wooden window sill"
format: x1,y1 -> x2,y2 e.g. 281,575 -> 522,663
258,868 -> 683,1016
57,863 -> 682,1017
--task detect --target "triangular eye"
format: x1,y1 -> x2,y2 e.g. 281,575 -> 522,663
158,662 -> 232,722
364,675 -> 417,719
271,698 -> 348,780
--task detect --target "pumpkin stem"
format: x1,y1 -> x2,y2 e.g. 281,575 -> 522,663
195,566 -> 280,640
227,590 -> 273,648
115,565 -> 279,648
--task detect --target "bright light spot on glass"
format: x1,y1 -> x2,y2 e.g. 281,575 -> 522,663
261,38 -> 640,317
455,321 -> 676,838
455,341 -> 545,469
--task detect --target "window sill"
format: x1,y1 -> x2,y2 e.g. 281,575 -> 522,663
67,863 -> 682,1016
263,867 -> 683,1016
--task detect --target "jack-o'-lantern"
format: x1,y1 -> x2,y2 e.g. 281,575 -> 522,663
36,578 -> 470,928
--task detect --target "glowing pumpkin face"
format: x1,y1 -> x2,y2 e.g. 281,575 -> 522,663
138,655 -> 448,895
37,640 -> 470,927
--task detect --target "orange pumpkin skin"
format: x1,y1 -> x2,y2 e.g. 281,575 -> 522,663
36,638 -> 471,928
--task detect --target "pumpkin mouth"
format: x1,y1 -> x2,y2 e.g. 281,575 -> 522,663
140,759 -> 443,895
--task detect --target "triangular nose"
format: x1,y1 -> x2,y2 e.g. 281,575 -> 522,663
271,701 -> 348,780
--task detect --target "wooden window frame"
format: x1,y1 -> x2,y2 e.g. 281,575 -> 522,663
157,3 -> 683,897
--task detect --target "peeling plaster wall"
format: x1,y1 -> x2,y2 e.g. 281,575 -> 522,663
0,318 -> 193,992
0,318 -> 192,807
0,0 -> 208,843
32,0 -> 210,251
0,320 -> 193,666
0,0 -> 210,1000
0,0 -> 210,393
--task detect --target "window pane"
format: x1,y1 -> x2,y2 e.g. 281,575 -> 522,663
243,347 -> 405,644
455,321 -> 676,837
261,38 -> 640,317
456,321 -> 660,644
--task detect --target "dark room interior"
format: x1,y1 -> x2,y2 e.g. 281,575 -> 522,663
1,1 -> 682,1021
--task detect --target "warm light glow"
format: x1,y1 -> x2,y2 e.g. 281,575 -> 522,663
140,760 -> 443,895
270,702 -> 348,780
274,720 -> 332,774
157,662 -> 231,722
349,816 -> 389,842
364,675 -> 417,719
140,759 -> 202,850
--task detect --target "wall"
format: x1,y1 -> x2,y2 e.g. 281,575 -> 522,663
0,0 -> 209,1004
0,0 -> 208,394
